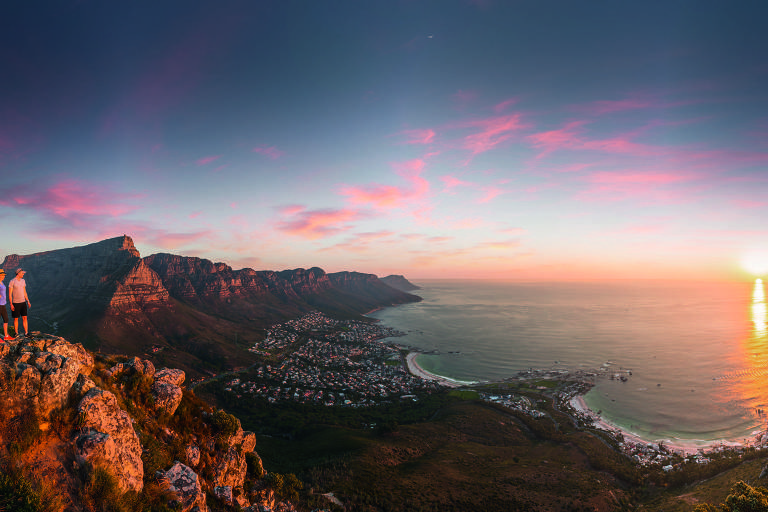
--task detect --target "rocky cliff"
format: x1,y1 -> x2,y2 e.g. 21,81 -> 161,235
0,332 -> 293,512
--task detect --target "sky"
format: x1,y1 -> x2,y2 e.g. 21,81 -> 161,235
1,0 -> 767,281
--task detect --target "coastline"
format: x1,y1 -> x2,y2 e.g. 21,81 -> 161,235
405,352 -> 471,388
569,394 -> 756,456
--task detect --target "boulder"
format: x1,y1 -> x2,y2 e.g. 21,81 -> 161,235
106,356 -> 155,380
76,387 -> 143,492
14,363 -> 41,401
44,337 -> 94,374
158,462 -> 208,512
152,368 -> 185,416
38,356 -> 85,417
212,445 -> 247,488
213,485 -> 234,505
185,444 -> 201,467
155,368 -> 185,386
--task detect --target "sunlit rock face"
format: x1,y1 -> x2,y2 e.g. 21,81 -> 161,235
153,367 -> 186,416
0,333 -> 94,418
157,462 -> 208,512
76,387 -> 144,492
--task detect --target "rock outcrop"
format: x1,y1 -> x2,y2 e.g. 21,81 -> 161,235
76,387 -> 144,492
152,367 -> 185,416
0,333 -> 93,418
157,462 -> 208,512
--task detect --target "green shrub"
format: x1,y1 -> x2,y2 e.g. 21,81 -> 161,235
267,472 -> 303,502
210,410 -> 240,437
246,452 -> 265,479
0,470 -> 41,512
695,481 -> 768,512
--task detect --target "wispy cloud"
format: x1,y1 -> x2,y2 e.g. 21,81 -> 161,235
399,128 -> 435,145
461,114 -> 528,155
1,180 -> 140,221
197,155 -> 222,166
440,175 -> 473,193
493,98 -> 518,113
253,145 -> 285,159
477,186 -> 505,203
276,206 -> 359,239
341,158 -> 430,211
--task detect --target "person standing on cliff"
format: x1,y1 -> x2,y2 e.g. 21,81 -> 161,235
0,270 -> 11,340
9,268 -> 30,337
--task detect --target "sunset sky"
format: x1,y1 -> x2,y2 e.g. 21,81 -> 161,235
2,1 -> 767,280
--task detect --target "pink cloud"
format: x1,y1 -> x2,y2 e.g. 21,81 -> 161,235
477,186 -> 505,203
578,170 -> 701,203
554,163 -> 593,173
341,184 -> 407,209
2,180 -> 140,220
462,114 -> 528,154
527,121 -> 667,158
276,207 -> 359,239
475,239 -> 522,250
253,145 -> 285,159
574,98 -> 655,115
277,204 -> 306,216
143,229 -> 214,249
501,227 -> 527,236
341,158 -> 431,211
400,129 -> 436,144
441,175 -> 472,192
493,98 -> 518,113
197,155 -> 221,166
732,199 -> 768,209
588,172 -> 691,185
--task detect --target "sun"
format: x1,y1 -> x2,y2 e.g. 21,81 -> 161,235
741,251 -> 768,276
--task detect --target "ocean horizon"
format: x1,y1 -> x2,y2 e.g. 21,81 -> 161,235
369,278 -> 768,448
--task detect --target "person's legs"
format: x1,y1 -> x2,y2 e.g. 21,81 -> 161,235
1,306 -> 8,338
22,315 -> 28,335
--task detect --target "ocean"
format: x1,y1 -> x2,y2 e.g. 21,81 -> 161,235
368,279 -> 768,448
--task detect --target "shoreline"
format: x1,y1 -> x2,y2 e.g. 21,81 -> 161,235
569,394 -> 759,456
405,352 -> 472,388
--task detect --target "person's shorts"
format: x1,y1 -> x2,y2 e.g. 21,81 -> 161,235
0,305 -> 7,324
11,302 -> 27,318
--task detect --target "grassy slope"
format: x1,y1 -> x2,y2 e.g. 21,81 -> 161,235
247,399 -> 634,512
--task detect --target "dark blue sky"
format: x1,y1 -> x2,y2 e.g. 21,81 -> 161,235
2,0 -> 767,279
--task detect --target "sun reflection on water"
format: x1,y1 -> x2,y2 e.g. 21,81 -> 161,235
754,278 -> 767,337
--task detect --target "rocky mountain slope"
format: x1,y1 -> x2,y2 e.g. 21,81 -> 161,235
0,332 -> 295,512
1,236 -> 420,377
379,274 -> 420,292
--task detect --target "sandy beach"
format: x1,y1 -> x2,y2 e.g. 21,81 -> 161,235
569,395 -> 750,455
405,352 -> 469,388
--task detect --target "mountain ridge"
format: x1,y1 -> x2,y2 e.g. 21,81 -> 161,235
1,236 -> 421,377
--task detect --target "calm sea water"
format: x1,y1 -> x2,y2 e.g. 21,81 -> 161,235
368,279 -> 768,446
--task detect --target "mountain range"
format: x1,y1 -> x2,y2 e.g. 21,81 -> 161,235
1,236 -> 420,377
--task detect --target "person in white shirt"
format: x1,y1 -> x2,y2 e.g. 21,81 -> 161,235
8,268 -> 31,337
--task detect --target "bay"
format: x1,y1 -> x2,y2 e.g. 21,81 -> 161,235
368,279 -> 768,447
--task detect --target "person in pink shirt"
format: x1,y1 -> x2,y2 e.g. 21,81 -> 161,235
8,268 -> 31,337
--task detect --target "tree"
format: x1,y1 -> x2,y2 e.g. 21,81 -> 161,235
694,481 -> 768,512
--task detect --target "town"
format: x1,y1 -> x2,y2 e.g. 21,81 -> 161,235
220,311 -> 442,407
